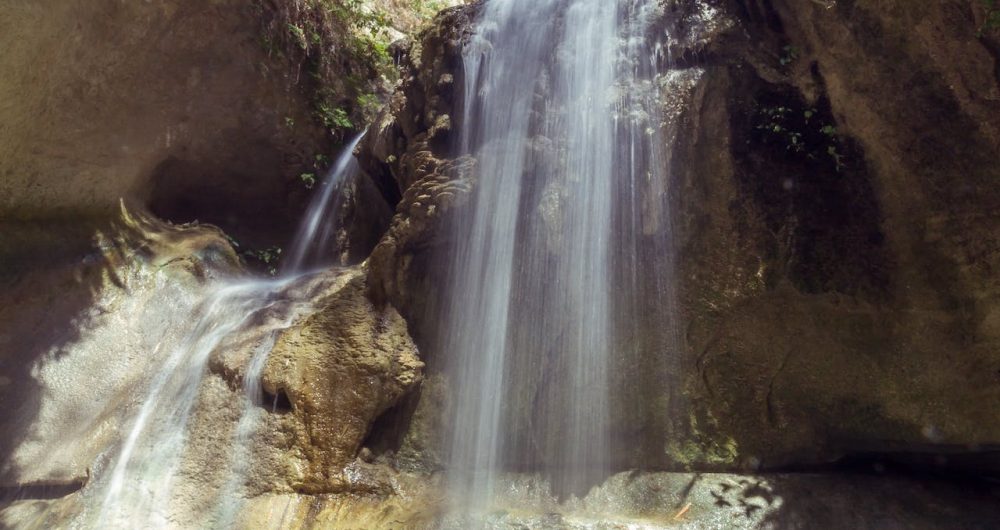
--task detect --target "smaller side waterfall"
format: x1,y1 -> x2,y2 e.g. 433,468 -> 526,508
83,134 -> 365,528
95,279 -> 298,528
283,134 -> 365,272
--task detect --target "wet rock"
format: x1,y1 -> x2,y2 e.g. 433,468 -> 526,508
0,205 -> 240,489
8,469 -> 1000,529
664,0 -> 1000,471
218,471 -> 1000,529
259,271 -> 424,493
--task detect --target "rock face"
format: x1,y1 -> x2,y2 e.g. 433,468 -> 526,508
357,0 -> 1000,474
0,1 -> 429,524
258,272 -> 424,493
0,206 -> 241,488
674,0 -> 1000,471
0,0 -> 352,246
0,220 -> 424,522
357,4 -> 480,336
229,470 -> 1000,529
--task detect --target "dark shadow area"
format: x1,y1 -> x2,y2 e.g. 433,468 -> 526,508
0,481 -> 85,503
147,154 -> 302,252
363,382 -> 431,466
687,452 -> 1000,528
150,146 -> 392,276
0,218 -> 122,487
729,68 -> 891,298
261,388 -> 294,414
745,469 -> 1000,529
828,451 -> 1000,483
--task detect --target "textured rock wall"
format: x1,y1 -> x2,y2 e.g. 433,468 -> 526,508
0,0 -> 339,245
0,0 -> 446,518
257,273 -> 423,493
675,0 -> 1000,470
358,4 -> 480,338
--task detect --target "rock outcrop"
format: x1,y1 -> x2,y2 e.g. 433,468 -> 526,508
673,0 -> 1000,471
357,4 -> 481,337
257,271 -> 424,493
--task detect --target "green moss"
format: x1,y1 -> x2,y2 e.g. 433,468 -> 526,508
665,409 -> 740,469
410,0 -> 451,20
255,0 -> 397,138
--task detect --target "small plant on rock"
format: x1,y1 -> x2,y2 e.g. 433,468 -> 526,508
243,246 -> 283,276
755,103 -> 848,172
779,45 -> 799,66
300,172 -> 317,189
980,0 -> 1000,36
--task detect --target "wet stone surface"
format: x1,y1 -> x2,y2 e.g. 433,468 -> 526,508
7,471 -> 999,529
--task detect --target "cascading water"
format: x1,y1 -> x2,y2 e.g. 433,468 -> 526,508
77,134 -> 365,528
94,278 -> 300,528
444,0 -> 673,509
283,134 -> 365,273
8,1 -> 683,523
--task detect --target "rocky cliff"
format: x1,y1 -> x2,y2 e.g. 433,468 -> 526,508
357,0 -> 1000,475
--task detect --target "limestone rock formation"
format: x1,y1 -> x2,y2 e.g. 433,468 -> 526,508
0,0 -> 342,245
358,4 -> 481,332
258,271 -> 424,493
1,225 -> 425,525
0,0 -> 436,521
3,0 -> 1000,527
672,0 -> 1000,470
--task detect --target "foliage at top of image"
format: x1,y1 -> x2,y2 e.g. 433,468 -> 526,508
255,0 -> 397,138
410,0 -> 452,20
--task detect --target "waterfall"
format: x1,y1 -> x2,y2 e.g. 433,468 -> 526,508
444,0 -> 671,507
283,134 -> 365,273
85,134 -> 365,528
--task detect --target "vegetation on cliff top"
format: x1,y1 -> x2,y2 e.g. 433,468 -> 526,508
255,0 -> 396,140
255,1 -> 457,141
243,1 -> 456,274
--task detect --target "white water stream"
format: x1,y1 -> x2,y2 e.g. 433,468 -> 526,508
445,0 -> 673,507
